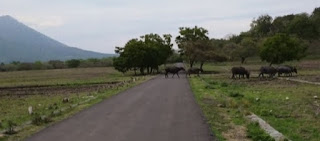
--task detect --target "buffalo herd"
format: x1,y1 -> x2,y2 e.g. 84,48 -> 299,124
231,65 -> 297,79
164,65 -> 297,79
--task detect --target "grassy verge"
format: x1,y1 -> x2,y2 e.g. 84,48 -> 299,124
189,72 -> 320,141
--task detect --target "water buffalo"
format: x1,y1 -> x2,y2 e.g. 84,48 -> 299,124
231,67 -> 250,79
259,66 -> 277,78
278,65 -> 297,77
285,65 -> 297,74
186,67 -> 203,77
165,66 -> 185,78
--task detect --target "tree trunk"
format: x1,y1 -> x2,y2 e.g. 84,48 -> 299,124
134,69 -> 137,75
200,61 -> 204,70
241,57 -> 245,64
269,62 -> 273,66
190,61 -> 194,68
140,67 -> 145,75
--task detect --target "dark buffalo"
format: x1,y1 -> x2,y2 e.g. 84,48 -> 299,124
231,67 -> 250,79
278,65 -> 297,77
259,66 -> 277,78
285,65 -> 297,74
186,68 -> 203,77
165,66 -> 185,78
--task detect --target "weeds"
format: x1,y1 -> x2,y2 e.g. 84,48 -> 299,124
4,120 -> 17,135
31,113 -> 53,126
247,122 -> 275,141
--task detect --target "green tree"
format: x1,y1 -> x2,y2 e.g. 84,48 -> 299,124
287,13 -> 318,40
114,33 -> 173,75
175,26 -> 209,67
250,15 -> 273,37
113,57 -> 128,74
260,33 -> 307,66
310,7 -> 320,38
232,38 -> 258,64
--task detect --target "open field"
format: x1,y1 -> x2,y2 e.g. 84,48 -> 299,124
0,67 -> 126,87
189,59 -> 320,141
0,67 -> 152,141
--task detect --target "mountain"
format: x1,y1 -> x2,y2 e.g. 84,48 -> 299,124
0,15 -> 114,63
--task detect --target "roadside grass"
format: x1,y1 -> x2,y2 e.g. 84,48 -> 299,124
0,67 -> 154,141
190,72 -> 320,141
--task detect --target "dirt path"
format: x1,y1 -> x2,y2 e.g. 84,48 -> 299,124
24,75 -> 215,141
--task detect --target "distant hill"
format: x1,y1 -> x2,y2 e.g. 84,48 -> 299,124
0,15 -> 115,63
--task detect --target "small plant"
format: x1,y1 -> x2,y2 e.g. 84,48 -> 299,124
0,120 -> 3,129
220,82 -> 228,87
205,85 -> 215,89
4,120 -> 17,135
32,112 -> 43,126
32,113 -> 53,126
208,80 -> 218,85
229,92 -> 244,98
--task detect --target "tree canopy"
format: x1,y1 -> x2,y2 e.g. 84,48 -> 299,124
260,33 -> 307,65
113,33 -> 173,75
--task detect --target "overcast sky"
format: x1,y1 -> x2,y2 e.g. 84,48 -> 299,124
0,0 -> 319,54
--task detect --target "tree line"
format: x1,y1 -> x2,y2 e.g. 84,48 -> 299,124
0,58 -> 113,72
113,7 -> 320,74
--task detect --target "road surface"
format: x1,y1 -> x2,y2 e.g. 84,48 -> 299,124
25,75 -> 216,141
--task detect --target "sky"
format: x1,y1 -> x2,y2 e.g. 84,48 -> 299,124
0,0 -> 319,54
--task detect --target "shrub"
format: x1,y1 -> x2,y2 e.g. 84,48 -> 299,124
66,59 -> 81,68
4,120 -> 17,135
229,92 -> 244,98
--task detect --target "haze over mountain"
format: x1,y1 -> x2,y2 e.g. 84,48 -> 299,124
0,15 -> 114,63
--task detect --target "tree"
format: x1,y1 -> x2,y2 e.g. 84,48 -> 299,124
310,7 -> 320,38
233,38 -> 258,64
113,33 -> 173,75
250,15 -> 273,37
222,42 -> 239,61
260,33 -> 307,66
113,57 -> 128,74
175,26 -> 209,67
287,13 -> 318,40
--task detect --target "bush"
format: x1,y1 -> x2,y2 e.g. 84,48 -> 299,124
48,60 -> 66,69
66,59 -> 81,68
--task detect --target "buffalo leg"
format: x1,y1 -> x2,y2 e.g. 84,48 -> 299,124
177,73 -> 180,78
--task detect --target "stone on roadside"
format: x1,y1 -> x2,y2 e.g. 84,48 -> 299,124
62,98 -> 69,103
217,104 -> 226,108
314,96 -> 319,99
28,106 -> 33,115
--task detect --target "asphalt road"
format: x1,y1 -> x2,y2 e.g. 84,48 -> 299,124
25,75 -> 215,141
